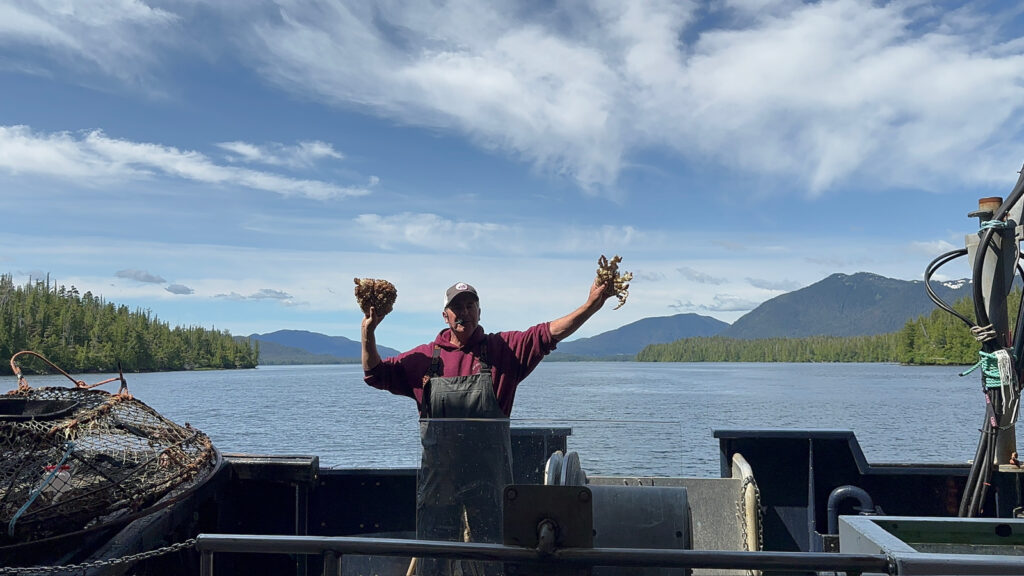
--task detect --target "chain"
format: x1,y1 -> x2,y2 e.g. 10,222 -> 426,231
752,479 -> 764,552
736,475 -> 764,576
0,538 -> 196,575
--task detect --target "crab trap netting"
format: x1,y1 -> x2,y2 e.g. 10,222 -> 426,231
0,378 -> 217,545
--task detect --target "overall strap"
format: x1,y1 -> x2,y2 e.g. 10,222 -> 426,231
422,345 -> 443,386
476,340 -> 490,372
422,341 -> 489,386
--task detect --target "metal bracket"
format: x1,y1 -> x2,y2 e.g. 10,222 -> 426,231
503,484 -> 593,576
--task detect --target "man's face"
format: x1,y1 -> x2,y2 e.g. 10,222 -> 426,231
444,293 -> 480,335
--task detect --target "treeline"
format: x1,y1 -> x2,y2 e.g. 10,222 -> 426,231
636,333 -> 902,363
638,291 -> 1019,365
0,275 -> 258,375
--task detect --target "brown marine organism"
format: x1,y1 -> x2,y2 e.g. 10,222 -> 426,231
596,255 -> 633,310
353,278 -> 398,316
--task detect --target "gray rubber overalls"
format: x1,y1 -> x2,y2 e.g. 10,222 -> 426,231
417,343 -> 512,576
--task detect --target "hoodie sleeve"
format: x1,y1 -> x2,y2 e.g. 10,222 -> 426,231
495,322 -> 557,380
363,343 -> 434,401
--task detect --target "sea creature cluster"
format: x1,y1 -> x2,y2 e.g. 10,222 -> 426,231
353,278 -> 398,316
596,255 -> 633,310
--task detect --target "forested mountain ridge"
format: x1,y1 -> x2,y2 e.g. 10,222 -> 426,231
0,270 -> 990,372
639,288 -> 1006,364
550,313 -> 728,359
0,275 -> 257,375
553,273 -> 971,360
254,272 -> 979,363
720,272 -> 972,339
249,329 -> 399,364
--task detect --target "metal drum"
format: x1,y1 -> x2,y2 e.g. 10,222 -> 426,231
545,451 -> 692,576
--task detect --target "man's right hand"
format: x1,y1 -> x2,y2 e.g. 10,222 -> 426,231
362,306 -> 382,333
360,306 -> 383,371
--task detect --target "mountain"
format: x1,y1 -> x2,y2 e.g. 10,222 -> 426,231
249,339 -> 358,365
719,272 -> 972,339
248,272 -> 975,363
249,330 -> 400,364
552,313 -> 728,358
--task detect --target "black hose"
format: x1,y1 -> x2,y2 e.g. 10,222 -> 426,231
1013,263 -> 1024,364
963,388 -> 1003,517
970,385 -> 1003,510
972,228 -> 997,343
969,422 -> 992,516
958,415 -> 986,516
972,165 -> 1024,342
924,248 -> 974,327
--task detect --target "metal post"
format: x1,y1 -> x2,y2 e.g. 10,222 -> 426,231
323,550 -> 340,576
200,550 -> 214,576
296,483 -> 309,576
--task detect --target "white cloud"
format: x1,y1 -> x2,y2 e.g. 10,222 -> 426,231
115,269 -> 166,283
165,283 -> 194,295
668,293 -> 762,315
354,213 -> 510,251
6,2 -> 1023,196
0,0 -> 179,83
672,1 -> 1024,193
232,0 -> 1024,194
249,288 -> 293,300
678,266 -> 727,285
911,239 -> 960,256
746,277 -> 802,291
214,291 -> 248,301
217,140 -> 344,168
0,126 -> 370,200
347,213 -> 647,259
214,288 -> 294,301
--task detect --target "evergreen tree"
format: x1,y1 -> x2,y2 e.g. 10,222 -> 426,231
0,274 -> 258,375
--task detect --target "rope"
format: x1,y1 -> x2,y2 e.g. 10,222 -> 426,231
979,219 -> 1016,230
960,350 -> 1003,387
970,324 -> 998,343
7,441 -> 75,537
960,348 -> 1023,431
997,349 -> 1022,428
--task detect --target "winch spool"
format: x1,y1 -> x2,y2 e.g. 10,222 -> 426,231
543,451 -> 692,576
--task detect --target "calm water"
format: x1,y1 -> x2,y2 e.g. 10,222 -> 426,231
11,362 -> 985,478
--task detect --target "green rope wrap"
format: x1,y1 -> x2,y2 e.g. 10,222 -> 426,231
979,219 -> 1016,231
960,350 -> 1005,388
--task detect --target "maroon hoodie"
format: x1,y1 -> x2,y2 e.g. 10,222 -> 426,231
363,323 -> 556,416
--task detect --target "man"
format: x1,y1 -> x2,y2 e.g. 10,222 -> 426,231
359,277 -> 614,575
361,278 -> 613,414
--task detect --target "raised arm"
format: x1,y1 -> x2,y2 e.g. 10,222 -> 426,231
361,306 -> 383,371
549,279 -> 614,342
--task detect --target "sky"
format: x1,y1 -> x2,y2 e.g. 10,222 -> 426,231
1,0 -> 1024,352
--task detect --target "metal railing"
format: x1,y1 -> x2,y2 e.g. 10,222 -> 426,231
195,533 -> 893,575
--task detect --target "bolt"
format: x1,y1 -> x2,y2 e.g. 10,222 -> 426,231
578,489 -> 590,503
507,487 -> 518,501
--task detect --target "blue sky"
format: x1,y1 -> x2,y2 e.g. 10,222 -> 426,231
2,0 -> 1024,352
